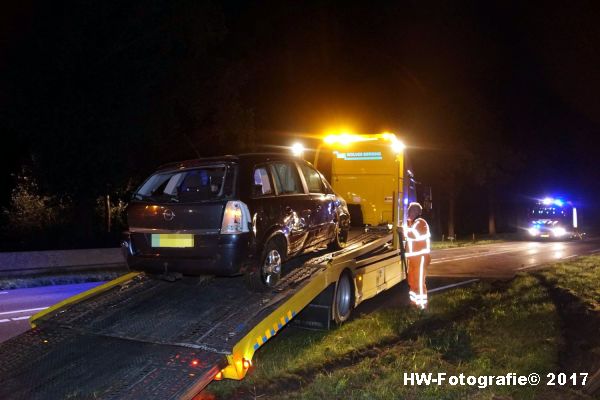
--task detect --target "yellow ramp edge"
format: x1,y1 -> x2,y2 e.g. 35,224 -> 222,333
30,272 -> 141,328
222,267 -> 331,380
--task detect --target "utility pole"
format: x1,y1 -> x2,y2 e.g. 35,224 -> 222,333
105,194 -> 111,233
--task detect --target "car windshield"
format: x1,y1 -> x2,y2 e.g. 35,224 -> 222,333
134,165 -> 233,203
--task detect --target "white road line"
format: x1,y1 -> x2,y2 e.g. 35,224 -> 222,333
0,292 -> 8,295
431,248 -> 521,264
429,279 -> 479,293
0,319 -> 10,323
0,307 -> 48,316
517,263 -> 545,271
10,316 -> 31,321
591,249 -> 600,254
431,240 -> 585,265
518,252 -> 587,271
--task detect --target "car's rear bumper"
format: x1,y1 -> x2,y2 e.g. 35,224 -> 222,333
122,232 -> 252,276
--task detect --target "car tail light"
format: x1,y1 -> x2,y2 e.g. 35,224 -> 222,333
214,371 -> 223,381
221,201 -> 251,234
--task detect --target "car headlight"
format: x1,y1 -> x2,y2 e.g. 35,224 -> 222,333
552,227 -> 566,237
528,227 -> 539,236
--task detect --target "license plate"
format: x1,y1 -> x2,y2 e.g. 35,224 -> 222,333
540,234 -> 550,238
151,234 -> 194,248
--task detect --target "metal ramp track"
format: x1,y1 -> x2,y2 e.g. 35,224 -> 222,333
0,231 -> 391,399
0,327 -> 226,400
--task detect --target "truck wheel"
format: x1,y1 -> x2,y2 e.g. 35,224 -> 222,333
328,221 -> 349,251
244,239 -> 283,291
332,271 -> 354,324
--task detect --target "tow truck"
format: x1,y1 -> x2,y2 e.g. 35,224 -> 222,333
0,133 -> 411,399
313,132 -> 415,227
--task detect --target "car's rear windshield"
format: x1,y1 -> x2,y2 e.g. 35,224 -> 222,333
134,164 -> 235,203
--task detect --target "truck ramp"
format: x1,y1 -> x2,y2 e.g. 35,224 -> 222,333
0,327 -> 225,400
0,231 -> 394,399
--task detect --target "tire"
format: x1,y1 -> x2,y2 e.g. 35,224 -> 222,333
328,220 -> 349,251
244,238 -> 284,292
332,271 -> 354,324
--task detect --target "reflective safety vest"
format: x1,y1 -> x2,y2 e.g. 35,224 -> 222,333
404,217 -> 431,309
404,218 -> 431,257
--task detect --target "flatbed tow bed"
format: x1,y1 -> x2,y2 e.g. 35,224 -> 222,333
0,231 -> 404,399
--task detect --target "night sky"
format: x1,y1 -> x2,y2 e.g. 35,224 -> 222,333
1,1 -> 599,247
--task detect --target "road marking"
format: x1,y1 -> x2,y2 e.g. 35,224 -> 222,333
429,279 -> 479,293
0,292 -> 8,295
517,264 -> 538,271
432,240 -> 590,265
431,248 -> 521,264
0,316 -> 32,323
0,307 -> 48,316
518,252 -> 585,271
591,249 -> 600,254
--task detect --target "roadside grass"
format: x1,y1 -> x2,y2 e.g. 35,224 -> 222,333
431,239 -> 503,250
537,256 -> 600,311
208,273 -> 563,398
0,270 -> 126,290
208,255 -> 600,399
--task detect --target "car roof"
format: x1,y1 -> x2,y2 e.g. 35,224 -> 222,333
156,153 -> 306,172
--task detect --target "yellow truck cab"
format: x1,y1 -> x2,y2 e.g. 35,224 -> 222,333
315,133 -> 410,227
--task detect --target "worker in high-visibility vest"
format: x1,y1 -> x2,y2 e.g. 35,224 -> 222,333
404,202 -> 431,309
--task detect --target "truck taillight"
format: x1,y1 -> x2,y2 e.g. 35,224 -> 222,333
221,201 -> 251,234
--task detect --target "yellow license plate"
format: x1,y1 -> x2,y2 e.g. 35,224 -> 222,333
151,234 -> 194,248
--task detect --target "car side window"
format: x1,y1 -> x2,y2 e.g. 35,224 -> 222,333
321,174 -> 335,194
299,164 -> 325,194
252,166 -> 273,196
270,162 -> 303,195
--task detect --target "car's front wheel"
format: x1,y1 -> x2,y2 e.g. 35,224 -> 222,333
244,238 -> 284,291
329,220 -> 349,251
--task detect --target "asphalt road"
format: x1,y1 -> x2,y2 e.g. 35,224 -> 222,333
429,237 -> 600,278
1,237 -> 599,343
0,282 -> 102,343
355,237 -> 600,314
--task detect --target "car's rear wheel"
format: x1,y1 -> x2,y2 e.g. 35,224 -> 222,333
245,238 -> 283,291
329,220 -> 349,251
332,270 -> 354,324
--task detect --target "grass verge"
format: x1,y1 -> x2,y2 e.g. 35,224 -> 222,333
206,256 -> 600,399
0,269 -> 127,290
431,239 -> 504,250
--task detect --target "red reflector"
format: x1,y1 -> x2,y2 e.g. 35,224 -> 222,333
214,371 -> 223,381
191,359 -> 199,366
